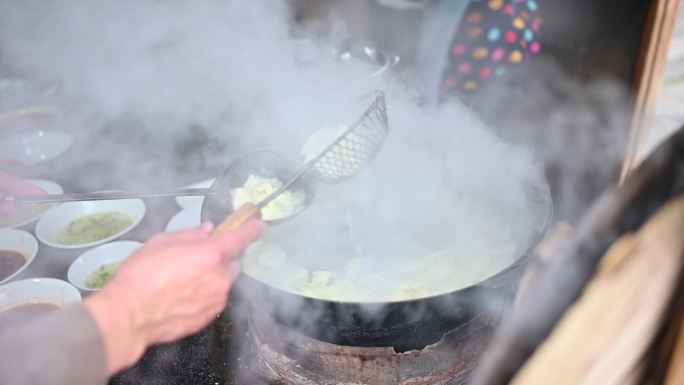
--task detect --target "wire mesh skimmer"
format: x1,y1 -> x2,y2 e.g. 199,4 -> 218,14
306,90 -> 389,184
213,89 -> 389,234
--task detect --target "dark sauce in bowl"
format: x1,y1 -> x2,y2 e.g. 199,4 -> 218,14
0,302 -> 60,330
0,250 -> 26,281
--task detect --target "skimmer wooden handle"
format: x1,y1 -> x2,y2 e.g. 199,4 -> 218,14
212,203 -> 262,236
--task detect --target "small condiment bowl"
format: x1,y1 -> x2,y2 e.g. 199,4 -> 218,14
175,178 -> 215,209
0,278 -> 81,311
68,240 -> 142,293
0,229 -> 39,285
0,179 -> 63,229
165,204 -> 202,233
0,130 -> 73,169
35,199 -> 146,249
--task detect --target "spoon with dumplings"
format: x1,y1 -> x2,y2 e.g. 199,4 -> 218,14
212,89 -> 389,235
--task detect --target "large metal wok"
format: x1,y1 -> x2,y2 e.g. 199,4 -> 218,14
202,168 -> 553,351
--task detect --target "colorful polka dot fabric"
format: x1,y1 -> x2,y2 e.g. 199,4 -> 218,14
440,0 -> 541,99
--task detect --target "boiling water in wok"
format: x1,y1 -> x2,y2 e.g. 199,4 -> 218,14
242,179 -> 548,303
240,103 -> 550,303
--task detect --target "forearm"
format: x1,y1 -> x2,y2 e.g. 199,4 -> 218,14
0,304 -> 107,385
81,220 -> 263,375
84,286 -> 148,375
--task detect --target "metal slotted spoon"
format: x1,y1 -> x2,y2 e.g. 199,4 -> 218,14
212,89 -> 388,235
306,90 -> 389,184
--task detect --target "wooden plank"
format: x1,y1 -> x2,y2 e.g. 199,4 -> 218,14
664,317 -> 684,385
509,196 -> 684,385
636,262 -> 684,384
469,129 -> 684,385
621,0 -> 681,182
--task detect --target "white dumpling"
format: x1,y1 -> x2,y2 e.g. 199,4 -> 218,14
343,258 -> 373,279
230,175 -> 305,221
289,266 -> 311,290
309,270 -> 334,286
258,247 -> 288,270
389,281 -> 430,301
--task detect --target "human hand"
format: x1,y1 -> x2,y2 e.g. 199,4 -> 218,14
0,171 -> 46,216
84,220 -> 265,375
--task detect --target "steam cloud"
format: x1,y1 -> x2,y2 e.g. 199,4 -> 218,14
0,0 -> 631,377
0,0 -> 549,241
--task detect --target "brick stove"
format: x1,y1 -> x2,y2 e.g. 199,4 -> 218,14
211,290 -> 503,385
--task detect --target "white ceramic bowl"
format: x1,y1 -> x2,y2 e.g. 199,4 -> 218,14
0,179 -> 63,229
0,278 -> 81,312
0,229 -> 39,285
0,131 -> 72,168
68,240 -> 142,292
175,178 -> 215,209
35,199 -> 146,249
165,204 -> 202,233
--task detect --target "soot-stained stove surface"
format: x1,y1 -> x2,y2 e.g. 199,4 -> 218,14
110,285 -> 501,385
109,290 -> 264,385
